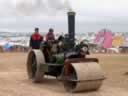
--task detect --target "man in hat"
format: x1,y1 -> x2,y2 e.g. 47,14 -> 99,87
46,28 -> 55,41
29,28 -> 43,49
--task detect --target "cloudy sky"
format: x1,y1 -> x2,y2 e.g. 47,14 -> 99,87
0,0 -> 128,33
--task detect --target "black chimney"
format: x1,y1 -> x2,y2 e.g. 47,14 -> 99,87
67,11 -> 76,47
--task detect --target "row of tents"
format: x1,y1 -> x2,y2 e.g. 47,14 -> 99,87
93,29 -> 128,53
0,29 -> 128,53
94,29 -> 128,48
0,41 -> 29,52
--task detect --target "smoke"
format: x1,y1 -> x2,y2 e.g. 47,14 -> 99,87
16,0 -> 72,16
47,0 -> 72,11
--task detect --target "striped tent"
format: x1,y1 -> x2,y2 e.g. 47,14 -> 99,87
94,29 -> 113,48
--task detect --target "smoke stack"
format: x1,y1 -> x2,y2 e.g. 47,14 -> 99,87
67,11 -> 76,47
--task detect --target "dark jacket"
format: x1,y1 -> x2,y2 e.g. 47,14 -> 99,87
30,33 -> 43,49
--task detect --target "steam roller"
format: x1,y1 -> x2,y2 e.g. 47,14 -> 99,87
26,11 -> 105,92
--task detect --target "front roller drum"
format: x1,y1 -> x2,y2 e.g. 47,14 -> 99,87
63,62 -> 105,92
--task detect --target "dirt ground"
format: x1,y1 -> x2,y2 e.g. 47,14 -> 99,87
0,52 -> 128,96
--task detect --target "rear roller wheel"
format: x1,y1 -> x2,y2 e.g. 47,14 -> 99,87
27,50 -> 45,82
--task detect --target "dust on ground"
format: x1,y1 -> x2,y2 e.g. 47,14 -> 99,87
0,52 -> 128,96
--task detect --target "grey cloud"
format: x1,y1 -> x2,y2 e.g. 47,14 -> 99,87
0,0 -> 128,32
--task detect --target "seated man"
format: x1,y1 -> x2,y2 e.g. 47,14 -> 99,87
41,41 -> 52,62
41,41 -> 58,63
